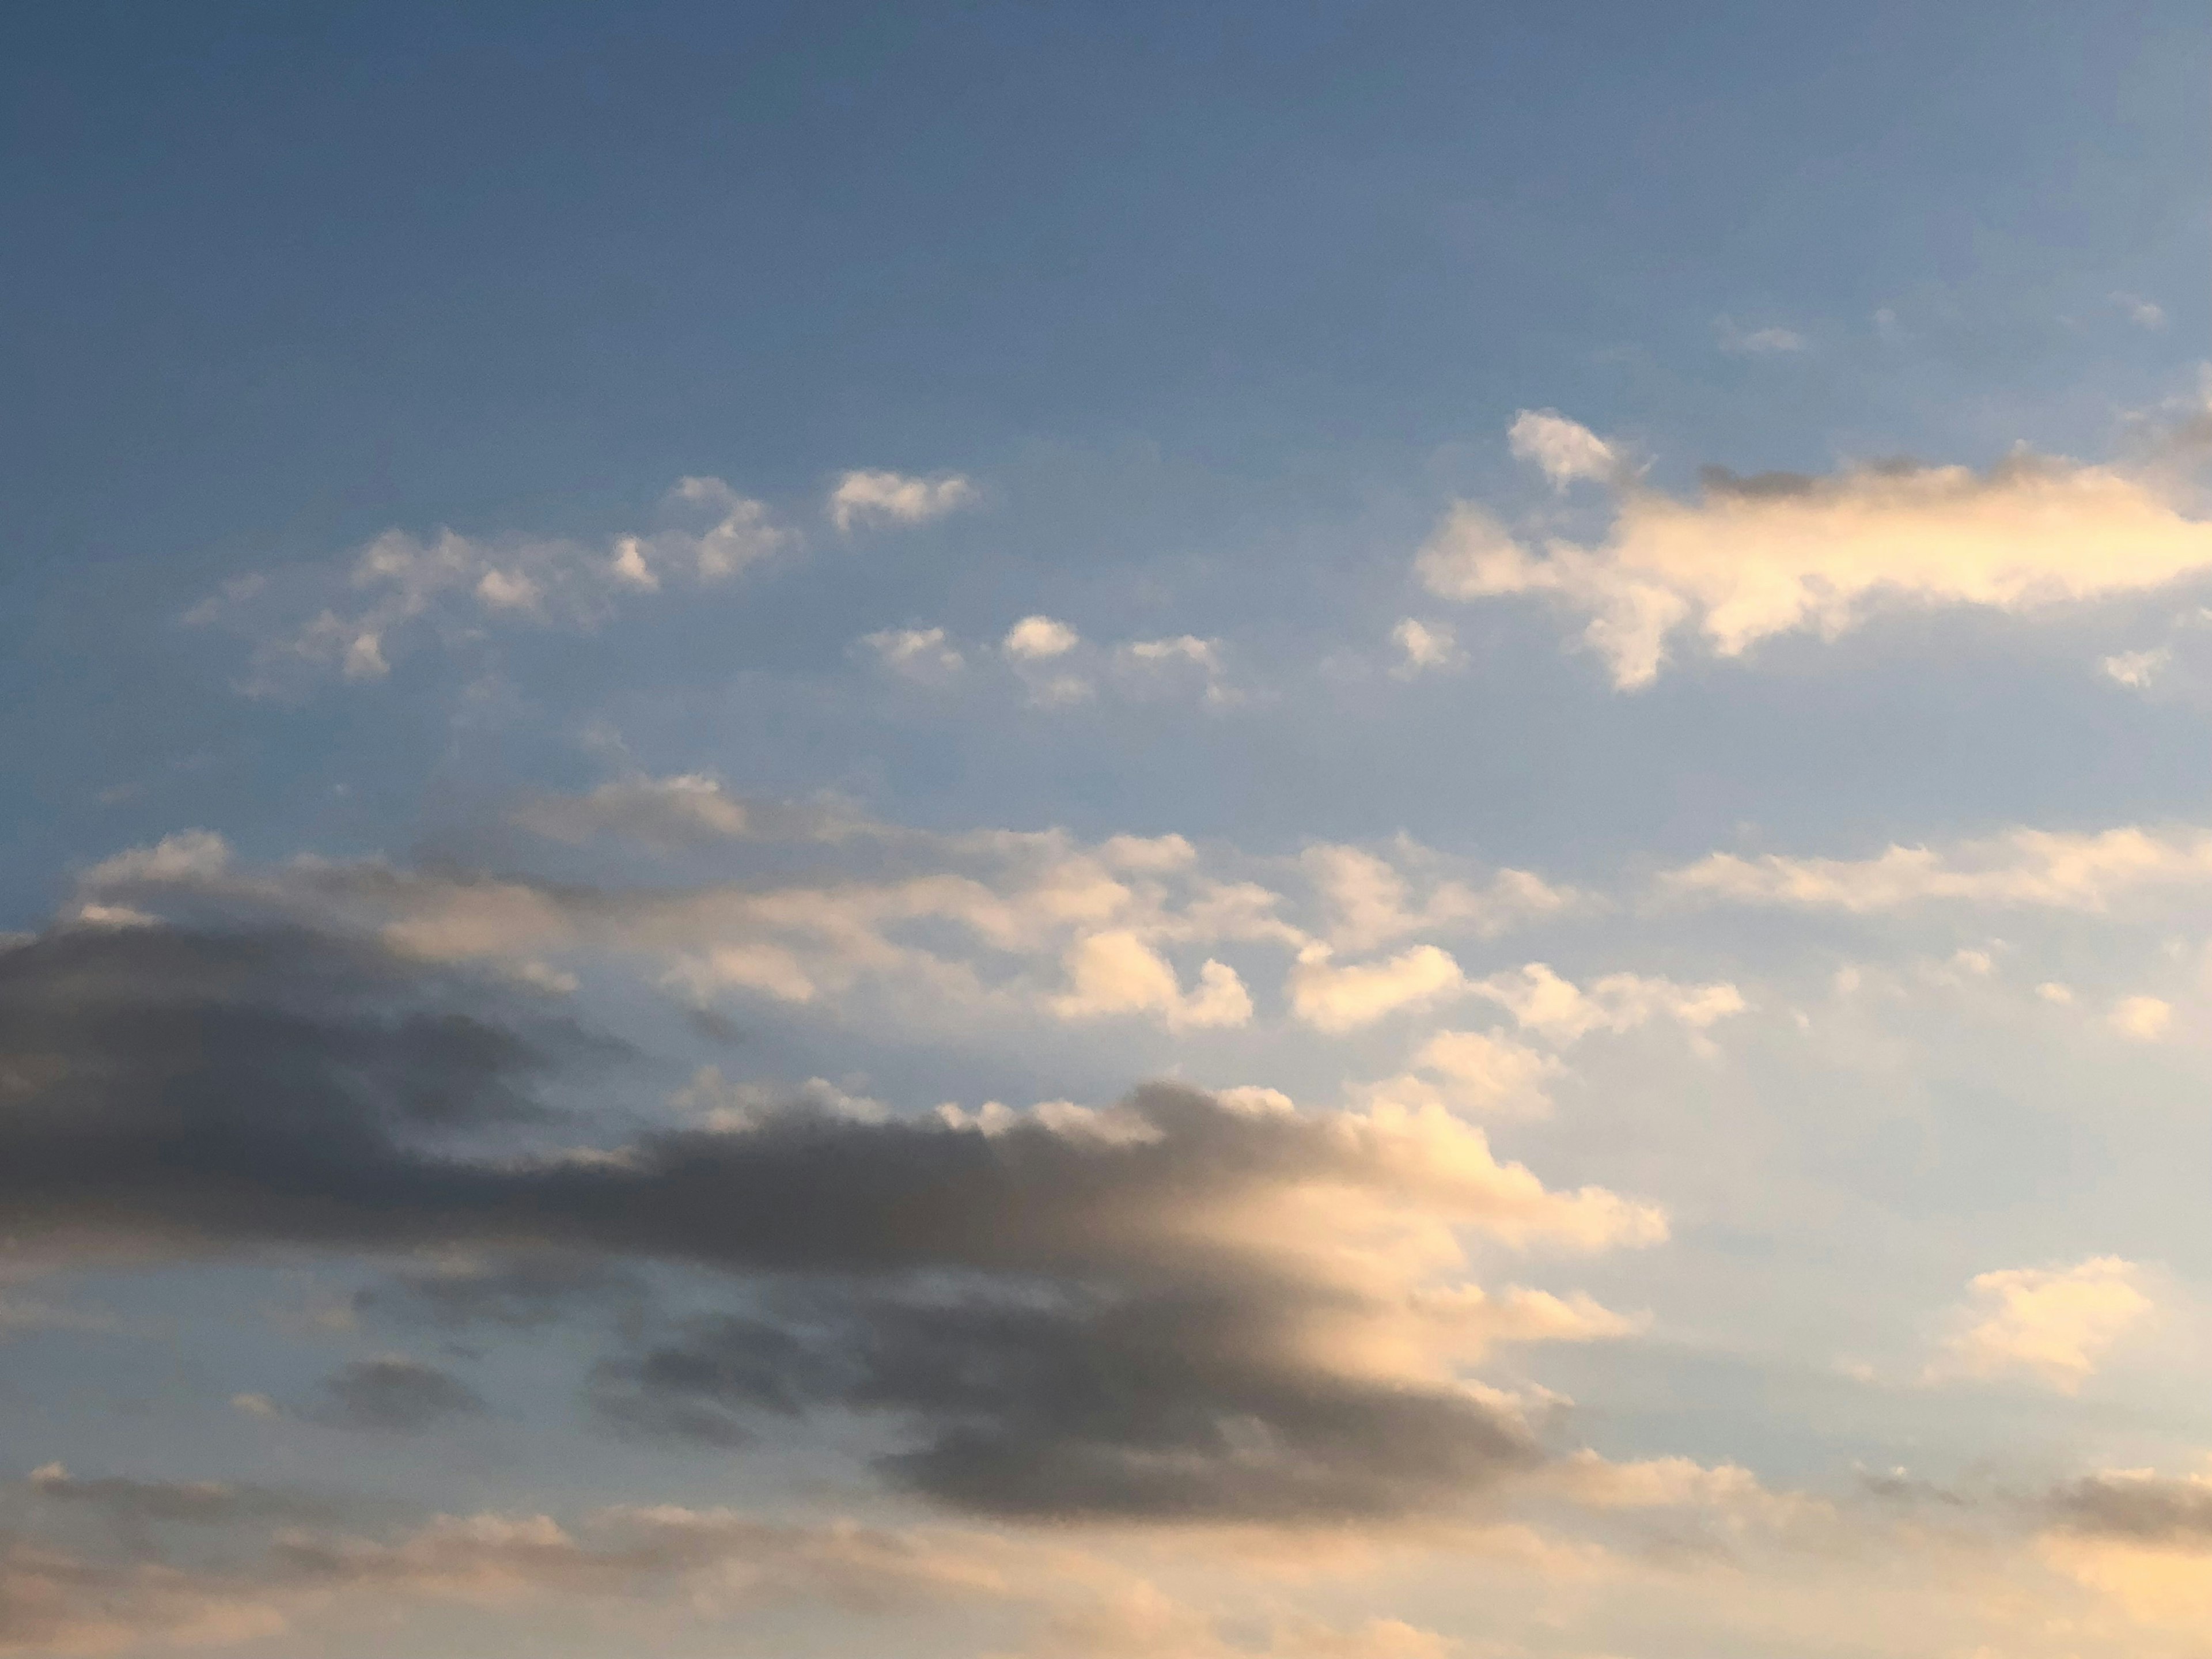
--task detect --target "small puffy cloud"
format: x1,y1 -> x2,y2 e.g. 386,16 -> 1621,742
2103,646 -> 2169,688
862,625 -> 967,682
1358,1028 -> 1562,1120
1930,1256 -> 2152,1393
1472,963 -> 1745,1045
2113,292 -> 2168,331
2109,995 -> 2173,1040
1508,410 -> 1619,490
190,478 -> 791,690
1301,843 -> 1572,953
1715,316 -> 1808,355
1049,931 -> 1252,1031
828,469 -> 978,533
1664,822 -> 2212,913
1003,615 -> 1080,660
1390,618 -> 1460,676
1421,444 -> 2212,688
1287,945 -> 1465,1033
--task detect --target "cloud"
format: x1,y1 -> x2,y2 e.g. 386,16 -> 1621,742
1357,1029 -> 1563,1119
2103,646 -> 2170,688
1301,844 -> 1572,954
861,626 -> 967,681
1714,316 -> 1807,356
0,919 -> 1660,1523
1287,945 -> 1466,1033
1929,1256 -> 2152,1393
1420,442 -> 2212,687
2113,293 -> 2168,331
1003,616 -> 1080,660
511,773 -> 750,847
1662,822 -> 2212,912
1508,410 -> 1620,490
2109,995 -> 2172,1040
188,479 -> 793,689
312,1358 -> 487,1433
28,1463 -> 329,1528
828,470 -> 978,533
1050,931 -> 1252,1030
1471,964 -> 1745,1045
1389,619 -> 1460,676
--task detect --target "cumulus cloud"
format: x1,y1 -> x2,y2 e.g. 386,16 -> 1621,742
1288,945 -> 1466,1033
2103,646 -> 2170,688
2113,293 -> 2168,331
1714,316 -> 1807,356
2109,995 -> 2173,1040
1662,822 -> 2212,912
0,920 -> 1660,1523
1419,441 -> 2212,688
861,625 -> 967,681
1301,843 -> 1572,953
1929,1257 -> 2152,1393
1508,410 -> 1620,490
1471,964 -> 1745,1045
828,470 -> 978,533
1357,1029 -> 1563,1119
1003,615 -> 1080,660
1050,931 -> 1252,1030
187,479 -> 793,689
1389,618 -> 1460,676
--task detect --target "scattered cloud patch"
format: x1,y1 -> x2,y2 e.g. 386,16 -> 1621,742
1715,316 -> 1808,356
1930,1256 -> 2152,1393
828,469 -> 978,533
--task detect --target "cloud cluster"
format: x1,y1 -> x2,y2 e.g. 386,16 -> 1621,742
0,920 -> 1660,1524
1929,1257 -> 2152,1393
187,477 -> 796,688
1663,822 -> 2212,912
63,818 -> 1578,1043
1420,418 -> 2212,687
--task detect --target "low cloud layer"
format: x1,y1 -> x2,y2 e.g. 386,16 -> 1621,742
0,921 -> 1657,1524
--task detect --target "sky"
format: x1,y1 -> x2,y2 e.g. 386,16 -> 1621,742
3,3 -> 2212,1655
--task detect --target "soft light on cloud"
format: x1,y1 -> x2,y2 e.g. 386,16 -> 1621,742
1715,316 -> 1808,355
1508,409 -> 1620,490
1930,1256 -> 2153,1392
2109,995 -> 2173,1040
1390,618 -> 1460,676
828,469 -> 978,533
862,625 -> 967,681
1003,615 -> 1080,660
1421,444 -> 2212,688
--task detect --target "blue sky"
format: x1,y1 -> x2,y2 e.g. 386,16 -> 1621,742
6,5 -> 2212,1657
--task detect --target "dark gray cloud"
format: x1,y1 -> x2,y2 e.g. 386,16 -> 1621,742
313,1358 -> 486,1433
0,921 -> 1612,1522
29,1465 -> 331,1527
355,1253 -> 650,1334
595,1286 -> 1538,1521
2048,1474 -> 2212,1543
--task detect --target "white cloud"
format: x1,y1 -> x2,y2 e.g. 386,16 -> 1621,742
2113,292 -> 2168,331
1287,945 -> 1466,1033
1003,615 -> 1080,660
1663,822 -> 2212,913
1390,618 -> 1460,676
2103,646 -> 2169,688
1508,410 -> 1619,490
827,469 -> 978,533
190,478 -> 791,688
1421,442 -> 2212,688
1119,635 -> 1236,704
2110,995 -> 2173,1040
862,625 -> 967,681
1930,1256 -> 2152,1393
1472,963 -> 1745,1044
1301,842 -> 1571,953
1715,316 -> 1808,355
1358,1027 -> 1563,1119
1050,931 -> 1253,1031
